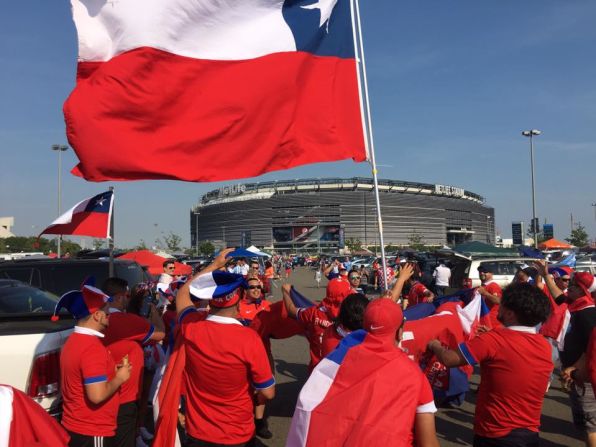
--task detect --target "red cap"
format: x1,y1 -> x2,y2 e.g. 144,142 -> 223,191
323,278 -> 353,318
364,298 -> 404,341
210,290 -> 242,308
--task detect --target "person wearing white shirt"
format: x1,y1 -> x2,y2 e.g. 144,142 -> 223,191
433,262 -> 451,296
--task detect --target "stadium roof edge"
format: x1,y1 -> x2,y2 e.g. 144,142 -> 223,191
197,177 -> 485,207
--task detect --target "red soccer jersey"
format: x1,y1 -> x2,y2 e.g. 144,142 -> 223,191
239,298 -> 271,324
103,311 -> 153,405
106,339 -> 143,404
407,281 -> 431,306
482,281 -> 503,329
60,328 -> 119,436
181,313 -> 274,445
296,305 -> 334,370
459,327 -> 552,438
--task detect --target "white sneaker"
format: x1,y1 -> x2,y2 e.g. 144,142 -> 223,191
140,427 -> 154,441
136,436 -> 148,447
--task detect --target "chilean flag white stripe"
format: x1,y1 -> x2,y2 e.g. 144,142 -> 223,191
72,0 -> 302,62
287,358 -> 340,447
188,270 -> 246,299
0,386 -> 13,447
456,291 -> 483,335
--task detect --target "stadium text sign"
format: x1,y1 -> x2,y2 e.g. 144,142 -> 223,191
434,184 -> 465,197
218,184 -> 246,197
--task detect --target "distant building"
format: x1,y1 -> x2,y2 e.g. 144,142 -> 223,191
190,178 -> 495,253
0,217 -> 15,238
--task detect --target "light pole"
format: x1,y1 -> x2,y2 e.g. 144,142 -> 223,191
486,216 -> 491,244
521,130 -> 541,248
51,144 -> 68,257
194,211 -> 200,256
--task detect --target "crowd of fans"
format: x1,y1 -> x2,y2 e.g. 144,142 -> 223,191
5,251 -> 596,447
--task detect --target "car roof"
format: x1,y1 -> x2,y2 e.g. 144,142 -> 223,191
0,258 -> 137,266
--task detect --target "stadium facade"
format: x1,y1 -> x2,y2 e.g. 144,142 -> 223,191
190,178 -> 495,253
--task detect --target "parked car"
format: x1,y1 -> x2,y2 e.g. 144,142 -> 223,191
0,279 -> 74,417
0,258 -> 150,297
575,263 -> 596,275
449,257 -> 539,290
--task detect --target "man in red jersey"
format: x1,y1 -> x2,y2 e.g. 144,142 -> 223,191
282,279 -> 352,371
55,284 -> 131,447
238,276 -> 271,326
477,265 -> 503,328
428,282 -> 553,447
101,277 -> 165,447
405,272 -> 435,307
176,248 -> 275,447
237,275 -> 273,439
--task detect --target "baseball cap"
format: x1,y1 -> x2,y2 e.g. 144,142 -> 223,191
477,265 -> 494,274
363,298 -> 404,342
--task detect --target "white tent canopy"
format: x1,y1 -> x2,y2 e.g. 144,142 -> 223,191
246,245 -> 272,257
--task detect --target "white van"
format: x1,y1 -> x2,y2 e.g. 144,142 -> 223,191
450,257 -> 540,290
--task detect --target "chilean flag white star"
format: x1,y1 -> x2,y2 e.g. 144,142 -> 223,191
301,0 -> 339,32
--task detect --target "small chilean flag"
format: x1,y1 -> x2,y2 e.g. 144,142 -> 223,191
64,0 -> 366,182
39,191 -> 113,239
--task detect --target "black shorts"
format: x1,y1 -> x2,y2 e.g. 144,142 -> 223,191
114,401 -> 139,447
473,429 -> 539,447
67,430 -> 114,447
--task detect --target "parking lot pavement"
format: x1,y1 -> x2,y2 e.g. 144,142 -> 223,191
260,267 -> 585,447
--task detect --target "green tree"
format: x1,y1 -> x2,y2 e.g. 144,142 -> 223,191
566,222 -> 589,247
345,238 -> 362,253
92,239 -> 105,250
59,239 -> 82,256
134,239 -> 148,250
407,231 -> 426,251
155,232 -> 183,252
384,244 -> 399,253
198,241 -> 215,256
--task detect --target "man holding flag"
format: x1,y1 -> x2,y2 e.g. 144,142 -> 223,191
172,248 -> 275,447
427,283 -> 552,446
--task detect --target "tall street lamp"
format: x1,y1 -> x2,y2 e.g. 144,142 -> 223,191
521,130 -> 541,248
51,144 -> 68,257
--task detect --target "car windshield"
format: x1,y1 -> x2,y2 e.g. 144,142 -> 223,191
0,282 -> 60,316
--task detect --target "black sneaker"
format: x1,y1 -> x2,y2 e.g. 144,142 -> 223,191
255,418 -> 273,439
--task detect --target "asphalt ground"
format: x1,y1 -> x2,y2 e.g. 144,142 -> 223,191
258,266 -> 585,447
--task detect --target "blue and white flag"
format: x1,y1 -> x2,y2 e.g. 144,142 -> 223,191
189,271 -> 246,299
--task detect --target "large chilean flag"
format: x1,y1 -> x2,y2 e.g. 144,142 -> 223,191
65,0 -> 367,182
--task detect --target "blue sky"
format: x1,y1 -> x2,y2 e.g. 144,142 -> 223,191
0,1 -> 594,248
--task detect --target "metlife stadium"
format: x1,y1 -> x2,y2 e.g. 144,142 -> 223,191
190,178 -> 495,253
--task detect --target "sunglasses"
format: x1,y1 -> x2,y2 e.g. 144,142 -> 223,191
349,275 -> 360,280
167,266 -> 175,270
247,285 -> 262,290
560,278 -> 570,282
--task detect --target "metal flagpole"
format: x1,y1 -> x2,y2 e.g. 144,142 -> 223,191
351,0 -> 388,290
108,186 -> 115,277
